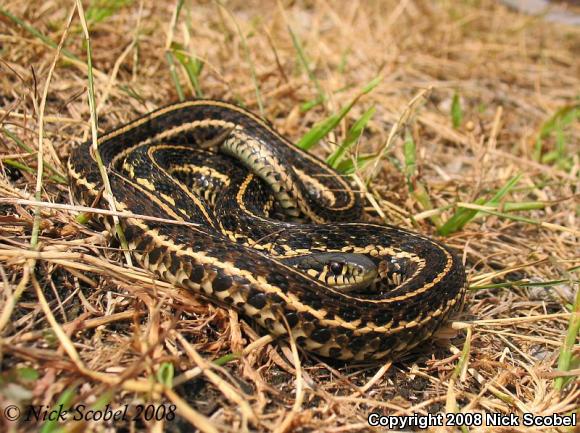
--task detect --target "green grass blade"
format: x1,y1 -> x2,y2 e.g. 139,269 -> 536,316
403,130 -> 417,188
359,77 -> 381,94
297,77 -> 380,151
165,51 -> 185,101
338,49 -> 350,74
92,391 -> 114,410
534,104 -> 579,162
300,85 -> 353,113
438,174 -> 522,236
326,106 -> 375,168
335,153 -> 375,175
454,203 -> 574,235
171,43 -> 204,97
413,182 -> 443,229
296,107 -> 347,151
438,198 -> 490,236
533,136 -> 543,163
538,104 -> 579,139
118,84 -> 146,104
0,7 -> 80,61
401,131 -> 442,227
40,385 -> 76,433
3,159 -> 36,175
213,352 -> 241,366
156,362 -> 175,388
3,128 -> 68,184
300,95 -> 326,112
470,279 -> 573,290
365,88 -> 429,184
451,91 -> 462,129
17,366 -> 39,381
555,283 -> 580,390
501,201 -> 546,212
86,0 -> 133,25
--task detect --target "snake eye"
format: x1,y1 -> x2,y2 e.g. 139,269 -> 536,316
329,261 -> 344,275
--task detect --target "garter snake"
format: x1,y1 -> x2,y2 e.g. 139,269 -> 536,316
68,100 -> 466,361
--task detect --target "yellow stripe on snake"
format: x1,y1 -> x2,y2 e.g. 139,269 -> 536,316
68,100 -> 466,361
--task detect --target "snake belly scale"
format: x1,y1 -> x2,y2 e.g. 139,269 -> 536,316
68,100 -> 466,361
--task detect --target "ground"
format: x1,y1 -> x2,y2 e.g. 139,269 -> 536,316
0,0 -> 578,432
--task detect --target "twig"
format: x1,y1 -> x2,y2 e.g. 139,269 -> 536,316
30,5 -> 76,248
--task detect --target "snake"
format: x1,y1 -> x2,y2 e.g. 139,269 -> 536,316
68,99 -> 466,361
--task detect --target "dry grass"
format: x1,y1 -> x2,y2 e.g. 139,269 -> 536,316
0,0 -> 579,432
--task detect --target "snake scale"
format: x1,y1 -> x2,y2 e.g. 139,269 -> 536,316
68,100 -> 466,361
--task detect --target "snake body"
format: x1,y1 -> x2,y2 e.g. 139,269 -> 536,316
68,100 -> 466,361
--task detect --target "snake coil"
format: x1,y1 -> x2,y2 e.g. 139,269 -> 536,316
68,100 -> 466,361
